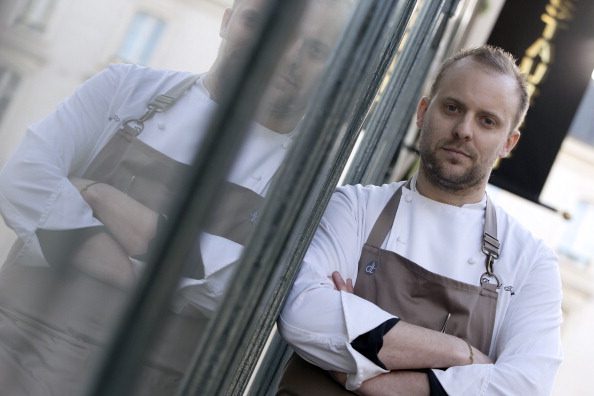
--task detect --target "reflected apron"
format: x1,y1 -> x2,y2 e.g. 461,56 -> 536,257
0,75 -> 266,395
277,183 -> 500,395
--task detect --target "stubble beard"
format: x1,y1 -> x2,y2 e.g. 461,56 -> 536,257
418,130 -> 494,194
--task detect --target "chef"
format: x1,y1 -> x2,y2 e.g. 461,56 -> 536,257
278,46 -> 563,396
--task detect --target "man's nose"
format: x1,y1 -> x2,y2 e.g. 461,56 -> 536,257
452,116 -> 473,140
283,41 -> 304,70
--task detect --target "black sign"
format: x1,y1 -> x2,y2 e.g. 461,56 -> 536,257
487,0 -> 594,204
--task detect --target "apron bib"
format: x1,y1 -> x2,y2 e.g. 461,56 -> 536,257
277,182 -> 500,395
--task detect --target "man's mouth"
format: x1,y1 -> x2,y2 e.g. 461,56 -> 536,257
442,146 -> 472,159
277,74 -> 298,88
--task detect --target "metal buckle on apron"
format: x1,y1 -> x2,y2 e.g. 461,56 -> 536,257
481,197 -> 501,287
121,75 -> 200,137
123,103 -> 163,136
482,231 -> 499,275
481,255 -> 501,288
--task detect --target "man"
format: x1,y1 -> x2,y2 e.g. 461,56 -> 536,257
0,0 -> 352,394
278,46 -> 563,395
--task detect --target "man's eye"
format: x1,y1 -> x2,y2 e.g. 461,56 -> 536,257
308,43 -> 329,60
446,104 -> 458,112
243,14 -> 261,28
482,118 -> 495,126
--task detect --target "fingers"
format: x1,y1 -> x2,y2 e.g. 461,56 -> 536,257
473,347 -> 494,364
331,271 -> 354,293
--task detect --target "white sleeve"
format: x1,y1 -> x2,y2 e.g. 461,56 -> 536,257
0,65 -> 126,263
278,186 -> 397,391
433,244 -> 563,395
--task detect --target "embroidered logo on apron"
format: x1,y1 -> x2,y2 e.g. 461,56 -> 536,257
364,261 -> 378,275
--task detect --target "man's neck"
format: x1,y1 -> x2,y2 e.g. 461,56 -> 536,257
415,170 -> 487,207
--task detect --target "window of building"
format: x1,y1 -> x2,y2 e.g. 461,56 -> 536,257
14,0 -> 58,32
117,12 -> 166,65
0,67 -> 20,125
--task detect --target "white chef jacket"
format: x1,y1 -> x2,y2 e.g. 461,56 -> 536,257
279,174 -> 563,394
0,63 -> 294,316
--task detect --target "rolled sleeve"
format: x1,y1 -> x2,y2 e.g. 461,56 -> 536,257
278,288 -> 395,390
278,183 -> 401,390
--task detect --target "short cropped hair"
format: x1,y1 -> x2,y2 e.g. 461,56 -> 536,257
428,45 -> 529,132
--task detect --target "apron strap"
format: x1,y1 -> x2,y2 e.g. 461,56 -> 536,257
125,74 -> 201,134
482,195 -> 500,278
365,181 -> 409,248
366,180 -> 501,279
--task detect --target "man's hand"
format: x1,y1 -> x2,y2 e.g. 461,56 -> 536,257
330,271 -> 353,293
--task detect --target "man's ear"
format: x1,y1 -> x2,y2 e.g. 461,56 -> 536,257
499,130 -> 521,158
416,97 -> 430,129
220,8 -> 233,38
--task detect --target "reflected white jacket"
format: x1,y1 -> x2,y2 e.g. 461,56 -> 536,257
279,175 -> 563,394
0,63 -> 293,315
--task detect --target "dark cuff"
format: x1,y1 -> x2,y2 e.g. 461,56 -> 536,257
350,317 -> 399,369
427,369 -> 448,396
37,226 -> 105,269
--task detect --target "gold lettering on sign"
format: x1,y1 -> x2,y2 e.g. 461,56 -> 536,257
519,0 -> 576,98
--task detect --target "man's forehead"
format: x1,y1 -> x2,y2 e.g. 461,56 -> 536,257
232,0 -> 351,45
435,60 -> 520,119
297,1 -> 352,38
437,59 -> 517,96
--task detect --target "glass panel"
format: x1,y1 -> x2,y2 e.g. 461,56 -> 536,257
0,0 -> 355,395
118,1 -> 359,394
0,0 -> 274,394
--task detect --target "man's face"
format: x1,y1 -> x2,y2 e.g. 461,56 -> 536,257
219,0 -> 351,117
416,58 -> 521,192
263,0 -> 351,116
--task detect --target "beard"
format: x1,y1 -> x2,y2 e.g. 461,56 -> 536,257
418,129 -> 498,193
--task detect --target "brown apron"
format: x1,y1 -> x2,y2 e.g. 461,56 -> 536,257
0,75 -> 266,395
277,182 -> 500,395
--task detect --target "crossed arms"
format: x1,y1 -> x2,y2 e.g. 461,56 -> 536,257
66,178 -> 159,288
325,272 -> 491,396
278,183 -> 563,395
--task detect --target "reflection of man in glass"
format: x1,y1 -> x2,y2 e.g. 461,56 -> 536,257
0,0 -> 352,394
